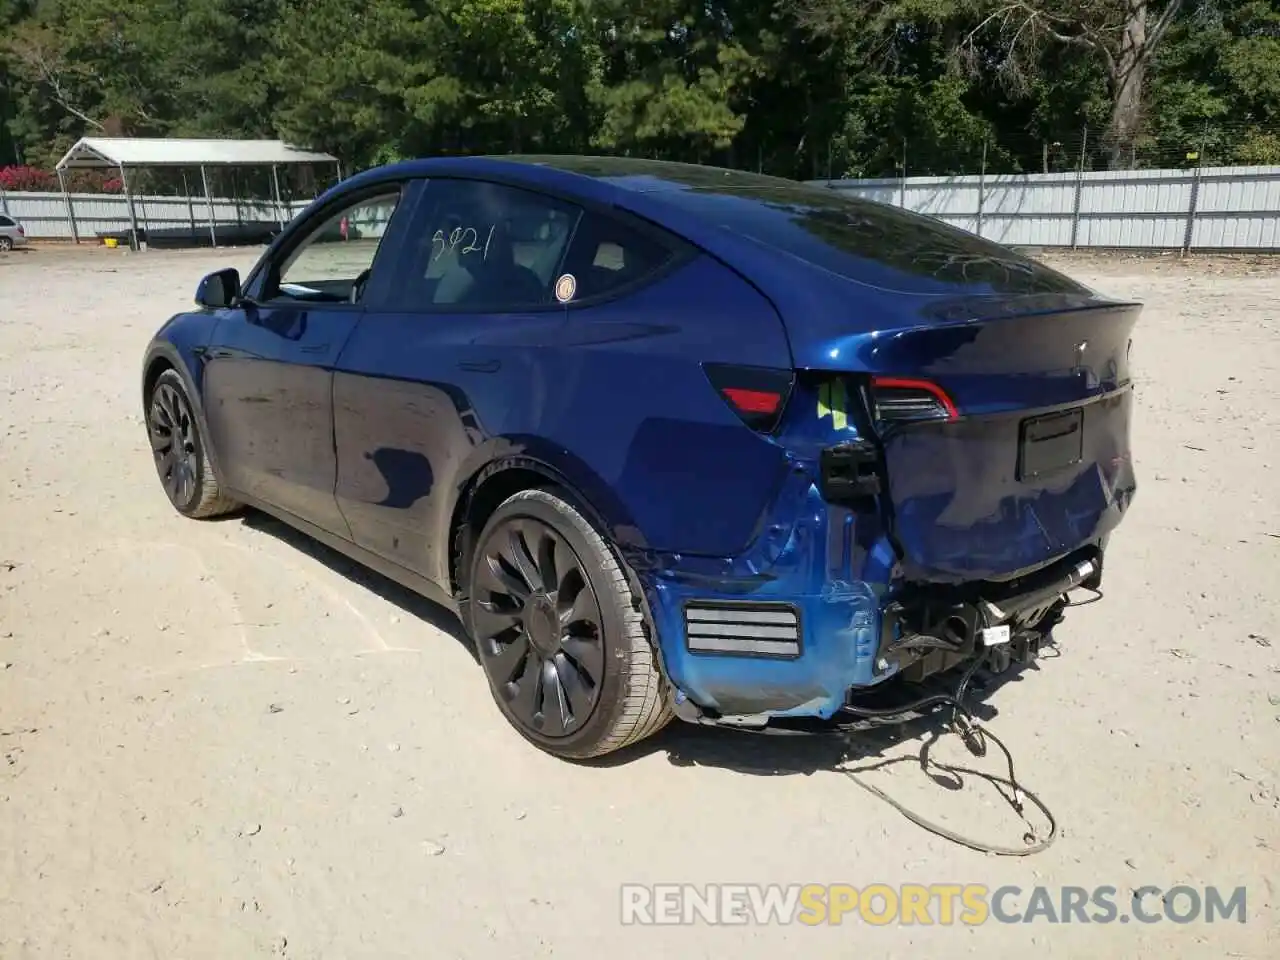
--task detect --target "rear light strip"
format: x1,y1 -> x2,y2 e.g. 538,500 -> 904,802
704,365 -> 956,431
870,376 -> 958,423
703,363 -> 795,432
720,387 -> 780,416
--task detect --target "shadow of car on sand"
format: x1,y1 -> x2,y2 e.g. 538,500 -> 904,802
241,508 -> 1059,736
236,506 -> 1063,765
235,506 -> 1065,853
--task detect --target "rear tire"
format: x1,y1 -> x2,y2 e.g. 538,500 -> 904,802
146,369 -> 241,519
466,488 -> 671,760
0,237 -> 12,252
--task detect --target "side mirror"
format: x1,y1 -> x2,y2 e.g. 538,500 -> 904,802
195,268 -> 241,309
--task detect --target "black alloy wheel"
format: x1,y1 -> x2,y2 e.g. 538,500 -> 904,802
471,516 -> 606,738
467,488 -> 671,759
145,369 -> 239,519
150,380 -> 200,509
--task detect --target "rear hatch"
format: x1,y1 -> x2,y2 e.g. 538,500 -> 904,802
636,178 -> 1140,583
805,299 -> 1140,583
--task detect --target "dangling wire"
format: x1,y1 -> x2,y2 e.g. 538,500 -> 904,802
1066,585 -> 1104,607
841,728 -> 1058,856
839,653 -> 1058,856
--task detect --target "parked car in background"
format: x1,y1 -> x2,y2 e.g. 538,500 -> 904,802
0,214 -> 28,251
139,155 -> 1140,761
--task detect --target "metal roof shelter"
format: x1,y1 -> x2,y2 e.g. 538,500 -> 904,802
53,137 -> 341,248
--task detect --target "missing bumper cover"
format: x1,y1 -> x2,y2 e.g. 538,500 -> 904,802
876,550 -> 1099,681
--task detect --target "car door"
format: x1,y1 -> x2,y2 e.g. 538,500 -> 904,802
201,183 -> 413,536
331,176 -> 589,585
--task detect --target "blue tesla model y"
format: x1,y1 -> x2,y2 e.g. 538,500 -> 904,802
141,156 -> 1138,759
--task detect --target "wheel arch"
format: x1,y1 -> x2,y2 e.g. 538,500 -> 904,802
448,455 -> 675,736
141,352 -> 174,407
447,449 -> 645,603
140,340 -> 227,482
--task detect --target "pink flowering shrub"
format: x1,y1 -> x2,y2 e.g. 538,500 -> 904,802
0,165 -> 56,191
0,166 -> 124,193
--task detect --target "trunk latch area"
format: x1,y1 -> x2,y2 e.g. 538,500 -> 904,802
819,439 -> 882,503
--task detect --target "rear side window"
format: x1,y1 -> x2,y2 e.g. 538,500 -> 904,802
653,182 -> 1085,296
557,212 -> 678,301
405,179 -> 581,310
0,216 -> 13,227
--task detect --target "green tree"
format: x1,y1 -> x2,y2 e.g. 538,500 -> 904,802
1,0 -> 1277,184
584,1 -> 758,160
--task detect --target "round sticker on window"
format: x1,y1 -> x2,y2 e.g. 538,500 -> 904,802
554,273 -> 577,303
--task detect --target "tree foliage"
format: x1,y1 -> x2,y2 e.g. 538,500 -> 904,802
1,0 -> 1277,178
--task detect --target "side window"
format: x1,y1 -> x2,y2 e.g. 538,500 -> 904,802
410,179 -> 580,310
267,190 -> 402,304
557,212 -> 678,301
0,216 -> 12,227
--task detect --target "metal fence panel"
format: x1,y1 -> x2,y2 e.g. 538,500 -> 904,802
0,190 -> 312,240
810,164 -> 1280,251
0,192 -> 70,237
6,165 -> 1280,250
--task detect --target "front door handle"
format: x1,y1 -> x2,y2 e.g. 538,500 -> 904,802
300,343 -> 331,355
459,360 -> 500,373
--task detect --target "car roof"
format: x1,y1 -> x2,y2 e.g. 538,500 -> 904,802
344,153 -> 796,191
335,152 -> 814,250
336,152 -> 880,266
496,155 -> 807,194
334,154 -> 1093,333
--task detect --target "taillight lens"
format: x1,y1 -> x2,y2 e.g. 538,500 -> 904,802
16,225 -> 24,236
703,363 -> 795,432
870,376 -> 958,423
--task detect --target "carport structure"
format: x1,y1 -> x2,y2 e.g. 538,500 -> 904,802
54,137 -> 340,249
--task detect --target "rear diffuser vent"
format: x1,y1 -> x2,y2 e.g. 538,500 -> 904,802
683,601 -> 802,659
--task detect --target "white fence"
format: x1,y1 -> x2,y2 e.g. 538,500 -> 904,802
5,164 -> 1280,251
810,164 -> 1280,251
0,189 -> 312,242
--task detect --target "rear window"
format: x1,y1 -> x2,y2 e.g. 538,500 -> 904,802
557,212 -> 678,301
646,180 -> 1085,297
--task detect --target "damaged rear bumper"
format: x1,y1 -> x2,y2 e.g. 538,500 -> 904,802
646,540 -> 1102,732
874,549 -> 1100,684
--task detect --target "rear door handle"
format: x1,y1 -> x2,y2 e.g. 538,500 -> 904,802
300,343 -> 331,354
459,360 -> 500,373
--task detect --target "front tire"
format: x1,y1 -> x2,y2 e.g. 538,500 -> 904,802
146,369 -> 240,519
466,488 -> 671,760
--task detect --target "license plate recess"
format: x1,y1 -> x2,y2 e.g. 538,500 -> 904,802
1018,407 -> 1084,480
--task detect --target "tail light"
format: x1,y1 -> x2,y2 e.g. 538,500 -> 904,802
870,376 -> 958,423
16,225 -> 24,237
703,363 -> 795,433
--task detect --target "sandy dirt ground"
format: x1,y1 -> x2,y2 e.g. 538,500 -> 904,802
0,244 -> 1276,959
